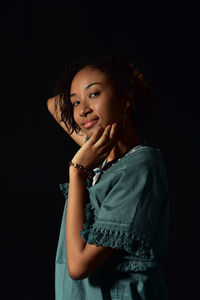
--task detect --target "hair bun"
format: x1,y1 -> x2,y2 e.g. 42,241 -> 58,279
129,62 -> 149,87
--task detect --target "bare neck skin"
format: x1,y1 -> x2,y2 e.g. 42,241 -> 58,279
107,117 -> 142,163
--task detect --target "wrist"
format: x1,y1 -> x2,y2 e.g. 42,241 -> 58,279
69,167 -> 90,183
69,165 -> 87,176
69,161 -> 94,179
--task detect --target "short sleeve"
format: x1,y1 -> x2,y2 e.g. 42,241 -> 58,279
80,151 -> 168,268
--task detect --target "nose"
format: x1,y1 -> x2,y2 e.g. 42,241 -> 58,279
79,102 -> 93,117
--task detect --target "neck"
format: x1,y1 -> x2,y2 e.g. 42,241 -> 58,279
107,119 -> 142,163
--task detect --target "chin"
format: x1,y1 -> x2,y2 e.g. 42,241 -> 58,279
84,131 -> 94,138
83,125 -> 99,137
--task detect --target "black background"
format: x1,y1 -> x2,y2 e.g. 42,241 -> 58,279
2,1 -> 199,299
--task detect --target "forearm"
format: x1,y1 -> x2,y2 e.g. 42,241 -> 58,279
47,97 -> 86,146
66,167 -> 88,268
64,124 -> 117,279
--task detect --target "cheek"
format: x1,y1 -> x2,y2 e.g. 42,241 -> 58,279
98,108 -> 122,126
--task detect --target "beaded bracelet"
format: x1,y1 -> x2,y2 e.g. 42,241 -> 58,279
69,161 -> 95,179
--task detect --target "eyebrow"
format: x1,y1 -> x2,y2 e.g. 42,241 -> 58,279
70,82 -> 102,98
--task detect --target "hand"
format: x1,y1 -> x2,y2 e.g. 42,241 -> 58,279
71,123 -> 118,170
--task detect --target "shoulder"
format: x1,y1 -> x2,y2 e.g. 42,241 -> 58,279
98,146 -> 168,192
90,146 -> 168,194
116,146 -> 166,174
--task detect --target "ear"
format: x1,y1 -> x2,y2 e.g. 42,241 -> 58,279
125,100 -> 131,109
121,96 -> 132,110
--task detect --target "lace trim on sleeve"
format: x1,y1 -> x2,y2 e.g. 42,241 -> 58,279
80,202 -> 157,273
81,222 -> 154,256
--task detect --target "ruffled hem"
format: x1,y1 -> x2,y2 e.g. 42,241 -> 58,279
80,225 -> 157,272
80,201 -> 155,262
80,224 -> 154,259
115,260 -> 158,272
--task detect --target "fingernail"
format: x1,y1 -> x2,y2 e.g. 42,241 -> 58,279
108,124 -> 112,128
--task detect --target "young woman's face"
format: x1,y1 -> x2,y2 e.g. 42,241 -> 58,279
70,66 -> 129,137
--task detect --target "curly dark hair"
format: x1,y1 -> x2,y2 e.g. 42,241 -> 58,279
53,52 -> 155,134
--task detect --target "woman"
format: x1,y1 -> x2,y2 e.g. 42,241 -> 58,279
47,53 -> 169,299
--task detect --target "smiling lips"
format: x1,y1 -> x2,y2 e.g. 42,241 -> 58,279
83,118 -> 99,129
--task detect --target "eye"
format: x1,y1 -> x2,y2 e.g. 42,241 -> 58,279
89,91 -> 100,98
72,100 -> 80,107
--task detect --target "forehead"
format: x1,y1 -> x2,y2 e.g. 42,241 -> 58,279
70,67 -> 110,91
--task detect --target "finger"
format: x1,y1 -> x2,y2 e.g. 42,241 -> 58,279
95,124 -> 112,147
138,73 -> 144,80
109,122 -> 118,140
103,123 -> 118,152
133,68 -> 140,78
88,126 -> 104,145
102,124 -> 112,139
100,123 -> 117,144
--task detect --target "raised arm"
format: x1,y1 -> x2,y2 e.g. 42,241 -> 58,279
47,97 -> 87,147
